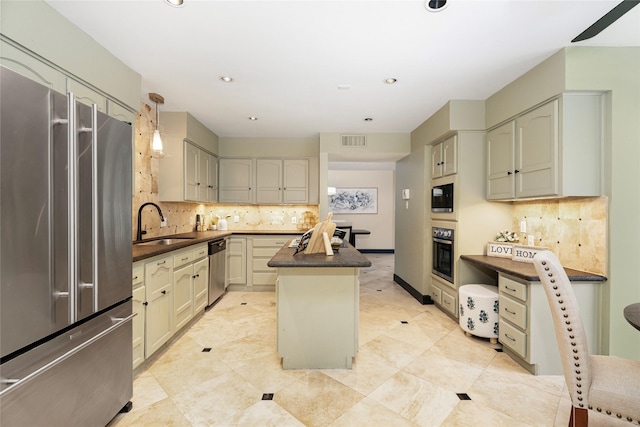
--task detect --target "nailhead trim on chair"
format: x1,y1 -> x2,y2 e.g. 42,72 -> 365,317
540,258 -> 638,425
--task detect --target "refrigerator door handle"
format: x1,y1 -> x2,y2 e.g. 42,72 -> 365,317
91,104 -> 99,313
67,92 -> 78,324
75,104 -> 99,313
0,313 -> 134,397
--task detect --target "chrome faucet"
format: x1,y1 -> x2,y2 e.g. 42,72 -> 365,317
136,202 -> 165,241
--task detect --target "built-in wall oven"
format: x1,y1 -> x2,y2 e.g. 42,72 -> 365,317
432,225 -> 454,284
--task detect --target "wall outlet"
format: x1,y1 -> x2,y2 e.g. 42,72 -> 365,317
291,217 -> 297,224
520,220 -> 527,233
160,219 -> 167,228
233,215 -> 240,223
527,234 -> 535,246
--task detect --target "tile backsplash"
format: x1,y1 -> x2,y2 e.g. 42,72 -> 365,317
512,197 -> 607,276
132,103 -> 318,241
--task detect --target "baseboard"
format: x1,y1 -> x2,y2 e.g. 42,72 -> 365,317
358,249 -> 394,254
393,274 -> 434,305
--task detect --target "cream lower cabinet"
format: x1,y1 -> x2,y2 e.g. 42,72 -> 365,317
145,255 -> 174,358
497,273 -> 601,375
431,276 -> 457,318
250,236 -> 290,289
132,262 -> 145,369
227,236 -> 247,286
135,244 -> 209,366
173,244 -> 209,331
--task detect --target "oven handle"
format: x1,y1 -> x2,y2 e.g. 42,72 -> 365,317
433,238 -> 453,245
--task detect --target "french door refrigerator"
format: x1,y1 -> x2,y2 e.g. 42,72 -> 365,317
0,66 -> 133,426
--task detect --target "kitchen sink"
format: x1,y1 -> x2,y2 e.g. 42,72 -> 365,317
133,237 -> 194,246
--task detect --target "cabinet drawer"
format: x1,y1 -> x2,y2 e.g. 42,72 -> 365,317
174,250 -> 194,268
499,320 -> 527,358
441,289 -> 457,317
253,247 -> 280,257
430,285 -> 442,305
252,258 -> 274,272
253,237 -> 289,247
193,244 -> 208,260
500,296 -> 527,330
132,264 -> 144,287
499,275 -> 527,302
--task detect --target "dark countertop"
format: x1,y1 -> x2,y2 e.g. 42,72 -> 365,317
623,303 -> 640,331
133,231 -> 231,262
132,230 -> 306,262
460,255 -> 607,282
268,242 -> 371,268
228,230 -> 303,235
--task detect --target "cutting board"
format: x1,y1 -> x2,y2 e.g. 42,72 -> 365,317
304,213 -> 336,254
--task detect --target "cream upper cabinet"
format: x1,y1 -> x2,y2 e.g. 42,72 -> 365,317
283,159 -> 309,203
431,136 -> 457,179
158,112 -> 218,203
221,157 -> 310,204
161,140 -> 217,203
219,158 -> 254,203
256,159 -> 282,203
256,158 -> 309,204
487,122 -> 516,199
487,94 -> 603,200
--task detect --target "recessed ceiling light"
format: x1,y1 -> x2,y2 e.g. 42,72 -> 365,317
337,84 -> 351,91
425,0 -> 447,12
220,76 -> 234,83
364,117 -> 373,122
384,78 -> 397,84
248,116 -> 258,121
165,0 -> 184,7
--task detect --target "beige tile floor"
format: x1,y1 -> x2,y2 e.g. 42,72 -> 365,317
108,254 -> 622,427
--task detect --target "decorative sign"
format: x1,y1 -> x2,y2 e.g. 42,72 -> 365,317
511,245 -> 548,263
486,242 -> 513,258
487,242 -> 548,263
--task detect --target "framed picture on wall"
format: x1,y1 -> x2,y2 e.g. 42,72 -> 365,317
328,188 -> 378,214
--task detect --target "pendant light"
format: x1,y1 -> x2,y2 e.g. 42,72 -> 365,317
149,92 -> 165,157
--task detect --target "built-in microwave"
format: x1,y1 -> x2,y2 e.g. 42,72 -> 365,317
431,183 -> 453,213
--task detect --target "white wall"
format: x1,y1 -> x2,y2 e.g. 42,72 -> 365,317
328,168 -> 395,250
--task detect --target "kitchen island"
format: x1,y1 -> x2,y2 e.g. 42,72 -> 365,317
268,242 -> 371,369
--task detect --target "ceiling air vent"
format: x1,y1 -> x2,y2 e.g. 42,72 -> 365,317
341,135 -> 367,148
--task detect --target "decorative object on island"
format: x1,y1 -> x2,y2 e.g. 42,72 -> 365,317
328,188 -> 378,214
302,213 -> 336,255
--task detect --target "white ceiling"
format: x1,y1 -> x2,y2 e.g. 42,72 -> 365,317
46,0 -> 639,138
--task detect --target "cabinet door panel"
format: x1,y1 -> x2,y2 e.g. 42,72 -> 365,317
173,265 -> 193,331
256,159 -> 282,204
441,136 -> 457,176
516,100 -> 558,198
283,159 -> 308,203
219,159 -> 253,203
193,258 -> 209,313
431,144 -> 443,179
487,122 -> 515,199
184,142 -> 199,201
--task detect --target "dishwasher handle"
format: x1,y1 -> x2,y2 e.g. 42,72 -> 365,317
208,239 -> 226,255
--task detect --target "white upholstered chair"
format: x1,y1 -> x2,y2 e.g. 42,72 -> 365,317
532,251 -> 640,427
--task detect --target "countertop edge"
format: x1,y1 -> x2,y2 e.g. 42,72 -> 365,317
267,243 -> 372,268
460,255 -> 607,282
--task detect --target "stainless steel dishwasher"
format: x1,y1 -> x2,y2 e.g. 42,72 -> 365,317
207,238 -> 227,307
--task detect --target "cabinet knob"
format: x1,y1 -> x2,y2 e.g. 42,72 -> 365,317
161,290 -> 167,295
143,301 -> 148,306
514,169 -> 520,174
507,171 -> 512,175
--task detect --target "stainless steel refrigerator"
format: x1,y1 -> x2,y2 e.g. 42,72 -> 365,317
0,66 -> 134,426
